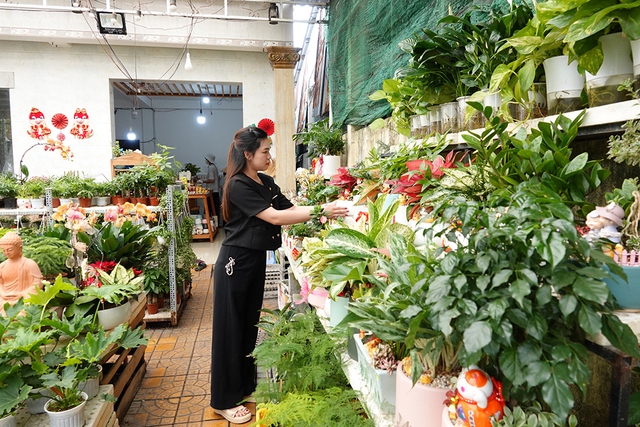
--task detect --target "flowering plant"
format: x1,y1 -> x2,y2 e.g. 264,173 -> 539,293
327,167 -> 357,199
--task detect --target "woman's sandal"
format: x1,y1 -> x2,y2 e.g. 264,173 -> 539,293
213,405 -> 252,423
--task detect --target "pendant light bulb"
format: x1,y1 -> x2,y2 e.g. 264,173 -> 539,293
197,109 -> 206,124
169,0 -> 177,12
110,13 -> 119,26
184,52 -> 193,71
135,9 -> 142,20
202,96 -> 210,104
127,127 -> 137,141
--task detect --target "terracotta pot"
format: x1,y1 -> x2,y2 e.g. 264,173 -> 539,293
157,295 -> 165,309
114,196 -> 129,205
78,197 -> 92,207
135,197 -> 149,205
147,301 -> 159,315
51,197 -> 61,208
149,196 -> 160,206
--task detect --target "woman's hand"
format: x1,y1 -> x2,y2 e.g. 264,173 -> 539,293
322,202 -> 349,219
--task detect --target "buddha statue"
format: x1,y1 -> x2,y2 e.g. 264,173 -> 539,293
0,232 -> 43,312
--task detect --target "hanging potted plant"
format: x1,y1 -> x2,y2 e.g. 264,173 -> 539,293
293,118 -> 345,179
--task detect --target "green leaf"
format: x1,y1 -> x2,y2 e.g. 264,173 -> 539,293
572,276 -> 609,304
629,391 -> 640,425
0,374 -> 31,417
510,279 -> 531,307
500,348 -> 525,386
524,360 -> 552,387
368,91 -> 387,101
463,321 -> 492,353
578,304 -> 602,337
601,313 -> 640,358
525,312 -> 548,341
325,228 -> 375,259
541,374 -> 574,421
492,269 -> 513,288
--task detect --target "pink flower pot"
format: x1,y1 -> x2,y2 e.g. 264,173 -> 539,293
395,361 -> 449,427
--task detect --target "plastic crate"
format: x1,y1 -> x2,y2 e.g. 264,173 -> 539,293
265,263 -> 284,299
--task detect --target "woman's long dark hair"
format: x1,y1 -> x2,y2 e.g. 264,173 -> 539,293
221,126 -> 268,222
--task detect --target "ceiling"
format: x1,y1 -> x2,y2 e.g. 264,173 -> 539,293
112,81 -> 243,99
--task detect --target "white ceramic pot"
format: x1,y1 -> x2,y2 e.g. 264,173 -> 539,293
322,155 -> 341,179
395,361 -> 449,427
543,55 -> 584,114
59,198 -> 73,206
94,196 -> 111,206
0,414 -> 16,427
585,32 -> 634,107
97,301 -> 131,330
26,388 -> 53,414
30,197 -> 45,208
44,392 -> 88,427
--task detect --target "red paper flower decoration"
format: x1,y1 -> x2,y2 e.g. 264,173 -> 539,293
51,113 -> 69,130
257,118 -> 275,136
57,132 -> 65,142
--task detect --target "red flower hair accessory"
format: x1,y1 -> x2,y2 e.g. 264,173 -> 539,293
257,118 -> 275,136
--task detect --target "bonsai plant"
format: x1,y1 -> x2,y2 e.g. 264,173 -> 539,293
293,118 -> 345,158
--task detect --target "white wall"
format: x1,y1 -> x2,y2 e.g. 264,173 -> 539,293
1,41 -> 275,180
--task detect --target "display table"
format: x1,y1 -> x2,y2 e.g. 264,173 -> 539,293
188,192 -> 217,242
15,385 -> 117,427
100,294 -> 147,420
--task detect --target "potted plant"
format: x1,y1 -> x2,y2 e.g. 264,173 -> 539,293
41,364 -> 90,427
293,118 -> 345,178
0,173 -> 18,209
18,177 -> 48,208
143,267 -> 169,314
0,368 -> 32,427
76,177 -> 96,207
92,182 -> 111,206
181,162 -> 200,183
422,182 -> 640,420
77,263 -> 144,330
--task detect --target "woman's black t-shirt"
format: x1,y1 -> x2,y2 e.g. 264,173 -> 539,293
222,172 -> 293,251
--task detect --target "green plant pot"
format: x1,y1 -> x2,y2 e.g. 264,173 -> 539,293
604,265 -> 640,309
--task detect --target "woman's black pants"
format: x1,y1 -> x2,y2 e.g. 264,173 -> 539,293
210,245 -> 266,409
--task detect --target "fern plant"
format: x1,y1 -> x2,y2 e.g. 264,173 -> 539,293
253,307 -> 373,427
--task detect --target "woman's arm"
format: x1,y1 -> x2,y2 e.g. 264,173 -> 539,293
255,202 -> 348,226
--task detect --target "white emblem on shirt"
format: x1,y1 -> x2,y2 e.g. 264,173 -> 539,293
225,257 -> 235,276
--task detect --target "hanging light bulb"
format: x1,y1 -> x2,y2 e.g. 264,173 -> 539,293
127,127 -> 137,140
197,108 -> 206,124
202,96 -> 210,104
184,52 -> 193,71
135,9 -> 142,20
169,0 -> 177,12
131,108 -> 138,119
110,12 -> 119,26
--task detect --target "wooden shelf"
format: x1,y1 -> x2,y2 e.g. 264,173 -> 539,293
110,152 -> 154,178
100,294 -> 147,421
188,192 -> 218,243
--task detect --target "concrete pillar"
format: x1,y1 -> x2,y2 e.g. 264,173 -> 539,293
266,46 -> 300,196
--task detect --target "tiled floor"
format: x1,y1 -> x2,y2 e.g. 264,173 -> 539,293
122,232 -> 271,427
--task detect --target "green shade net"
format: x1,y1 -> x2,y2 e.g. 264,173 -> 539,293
326,0 -> 518,127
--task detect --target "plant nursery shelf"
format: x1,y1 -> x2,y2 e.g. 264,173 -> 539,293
100,293 -> 147,421
14,384 -> 117,427
444,99 -> 640,146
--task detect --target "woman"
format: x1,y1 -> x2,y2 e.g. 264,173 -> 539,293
210,125 -> 348,423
